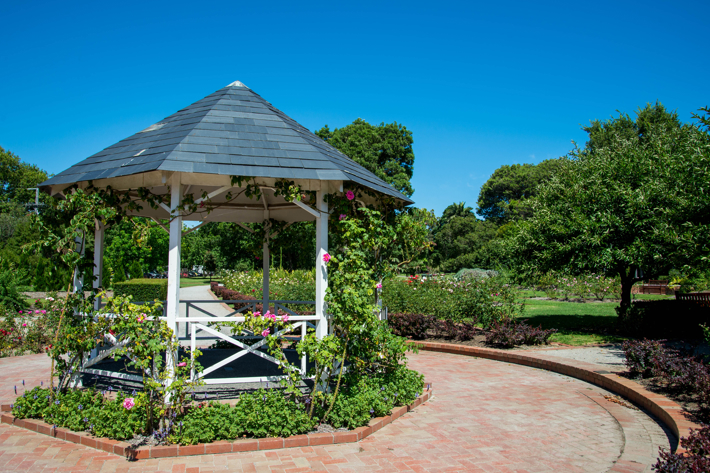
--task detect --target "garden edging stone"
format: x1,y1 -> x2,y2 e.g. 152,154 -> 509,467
411,340 -> 700,454
0,383 -> 433,460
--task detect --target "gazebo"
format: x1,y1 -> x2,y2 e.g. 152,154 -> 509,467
39,81 -> 412,385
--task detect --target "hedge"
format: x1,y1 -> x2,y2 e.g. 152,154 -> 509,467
620,299 -> 710,338
113,279 -> 168,301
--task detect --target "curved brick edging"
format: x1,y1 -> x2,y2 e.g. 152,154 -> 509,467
0,384 -> 432,460
412,341 -> 700,453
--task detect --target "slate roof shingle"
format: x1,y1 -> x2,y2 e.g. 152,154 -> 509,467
40,81 -> 413,204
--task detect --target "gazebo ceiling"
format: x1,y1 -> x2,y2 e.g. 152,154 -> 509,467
39,81 -> 414,213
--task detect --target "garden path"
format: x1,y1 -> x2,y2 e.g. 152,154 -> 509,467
0,349 -> 673,472
176,285 -> 235,343
523,344 -> 627,371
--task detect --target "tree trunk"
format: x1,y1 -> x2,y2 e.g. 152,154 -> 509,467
619,274 -> 634,315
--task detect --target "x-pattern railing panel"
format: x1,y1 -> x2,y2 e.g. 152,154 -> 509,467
190,321 -> 310,382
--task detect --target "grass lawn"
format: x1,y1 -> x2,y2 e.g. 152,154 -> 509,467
180,277 -> 222,288
517,299 -> 626,346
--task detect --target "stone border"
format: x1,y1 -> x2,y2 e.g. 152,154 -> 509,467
0,384 -> 432,460
413,341 -> 700,453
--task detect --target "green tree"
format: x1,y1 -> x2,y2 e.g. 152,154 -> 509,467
433,215 -> 498,272
0,147 -> 48,207
505,104 -> 710,313
112,261 -> 126,283
476,159 -> 562,224
316,119 -> 415,197
203,251 -> 217,282
439,202 -> 474,226
128,260 -> 143,280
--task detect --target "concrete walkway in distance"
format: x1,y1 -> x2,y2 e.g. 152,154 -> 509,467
176,285 -> 237,344
0,348 -> 673,472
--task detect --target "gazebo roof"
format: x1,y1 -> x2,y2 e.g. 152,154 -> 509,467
40,81 -> 413,205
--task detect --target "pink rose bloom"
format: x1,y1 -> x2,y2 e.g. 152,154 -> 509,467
35,310 -> 40,314
376,283 -> 382,289
323,253 -> 331,263
41,310 -> 46,315
22,323 -> 27,327
18,311 -> 22,314
177,362 -> 187,367
261,328 -> 270,337
339,214 -> 346,221
281,314 -> 290,322
253,311 -> 261,317
123,398 -> 135,410
346,191 -> 355,201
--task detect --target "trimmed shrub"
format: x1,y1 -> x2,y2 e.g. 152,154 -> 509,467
622,339 -> 710,409
485,320 -> 557,348
101,264 -> 112,289
112,261 -> 126,283
618,300 -> 710,339
437,319 -> 479,341
113,279 -> 167,301
128,260 -> 143,280
622,339 -> 666,378
388,313 -> 433,339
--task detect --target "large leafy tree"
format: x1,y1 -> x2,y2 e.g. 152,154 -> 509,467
476,159 -> 562,224
0,147 -> 48,206
316,119 -> 415,197
433,214 -> 498,272
440,202 -> 474,225
505,104 -> 710,313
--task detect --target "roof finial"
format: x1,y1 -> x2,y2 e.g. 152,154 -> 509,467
227,81 -> 249,88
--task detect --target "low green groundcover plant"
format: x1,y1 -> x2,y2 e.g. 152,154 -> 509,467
12,366 -> 424,445
13,386 -> 146,440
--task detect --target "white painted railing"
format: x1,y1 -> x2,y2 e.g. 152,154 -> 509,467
81,299 -> 319,386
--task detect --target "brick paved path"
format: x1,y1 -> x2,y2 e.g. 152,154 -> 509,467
0,351 -> 671,472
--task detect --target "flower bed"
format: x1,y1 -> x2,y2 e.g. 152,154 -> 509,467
0,299 -> 56,357
221,269 -> 315,312
1,384 -> 432,459
388,312 -> 556,348
384,274 -> 523,326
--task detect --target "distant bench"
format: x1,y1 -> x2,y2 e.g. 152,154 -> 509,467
641,280 -> 669,295
676,292 -> 710,303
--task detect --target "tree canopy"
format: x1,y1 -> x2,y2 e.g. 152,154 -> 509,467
433,214 -> 498,273
476,159 -> 562,224
316,119 -> 415,197
504,103 -> 710,311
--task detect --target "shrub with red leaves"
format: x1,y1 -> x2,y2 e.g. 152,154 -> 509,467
388,313 -> 433,339
654,425 -> 710,472
485,320 -> 557,348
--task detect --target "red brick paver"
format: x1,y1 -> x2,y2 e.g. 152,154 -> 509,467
0,351 -> 671,472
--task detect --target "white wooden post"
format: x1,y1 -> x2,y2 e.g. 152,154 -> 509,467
315,190 -> 328,339
262,239 -> 270,314
262,193 -> 270,315
166,173 -> 182,389
73,233 -> 85,294
89,220 -> 105,363
93,220 -> 105,311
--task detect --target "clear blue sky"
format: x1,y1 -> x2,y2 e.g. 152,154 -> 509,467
1,0 -> 707,216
